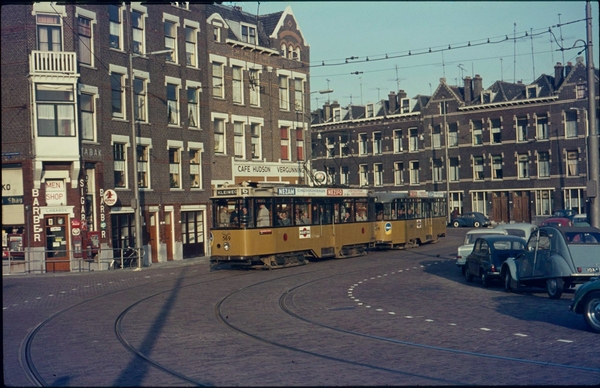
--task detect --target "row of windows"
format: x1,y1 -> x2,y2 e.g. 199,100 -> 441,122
324,151 -> 580,187
113,142 -> 203,190
323,112 -> 582,157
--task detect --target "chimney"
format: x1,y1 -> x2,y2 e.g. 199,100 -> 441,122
554,62 -> 564,89
397,90 -> 407,99
473,74 -> 483,97
388,91 -> 398,113
323,102 -> 331,122
565,61 -> 573,77
464,76 -> 472,102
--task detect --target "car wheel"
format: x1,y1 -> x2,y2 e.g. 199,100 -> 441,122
504,270 -> 517,292
582,291 -> 600,334
546,278 -> 564,299
473,221 -> 481,228
453,221 -> 460,228
464,266 -> 473,282
481,271 -> 490,288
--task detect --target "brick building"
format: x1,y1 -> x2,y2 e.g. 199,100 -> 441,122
1,2 -> 309,272
310,59 -> 599,225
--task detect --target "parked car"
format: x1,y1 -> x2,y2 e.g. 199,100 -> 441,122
493,223 -> 537,241
456,228 -> 508,272
451,212 -> 491,228
553,209 -> 577,220
501,226 -> 600,299
541,217 -> 573,227
569,277 -> 600,333
573,214 -> 591,227
464,235 -> 526,287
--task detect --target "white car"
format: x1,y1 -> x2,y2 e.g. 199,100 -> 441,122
493,222 -> 537,242
456,228 -> 508,272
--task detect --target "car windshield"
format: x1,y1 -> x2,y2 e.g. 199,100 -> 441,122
564,231 -> 600,244
505,229 -> 526,238
493,240 -> 525,250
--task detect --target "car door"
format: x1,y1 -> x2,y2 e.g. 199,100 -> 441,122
532,230 -> 552,277
466,239 -> 482,275
517,230 -> 538,279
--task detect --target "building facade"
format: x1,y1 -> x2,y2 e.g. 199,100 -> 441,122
1,2 -> 309,273
311,59 -> 599,225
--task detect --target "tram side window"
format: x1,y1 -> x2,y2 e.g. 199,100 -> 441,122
355,199 -> 369,221
275,199 -> 293,226
341,200 -> 354,222
294,199 -> 311,225
255,199 -> 272,227
215,199 -> 242,228
312,201 -> 331,225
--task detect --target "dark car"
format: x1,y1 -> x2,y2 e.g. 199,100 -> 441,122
541,217 -> 573,227
451,212 -> 491,228
464,235 -> 526,287
501,226 -> 600,299
569,277 -> 600,333
553,209 -> 577,220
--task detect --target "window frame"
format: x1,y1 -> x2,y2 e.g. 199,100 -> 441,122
77,14 -> 93,66
473,156 -> 484,181
35,84 -> 76,137
232,65 -> 243,104
472,120 -> 483,145
518,154 -> 529,179
189,147 -> 202,189
36,14 -> 62,52
394,162 -> 404,185
409,161 -> 420,185
251,122 -> 262,160
109,5 -> 123,50
169,147 -> 182,189
280,127 -> 290,161
166,82 -> 180,126
234,121 -> 245,159
214,118 -> 225,155
279,75 -> 289,110
113,142 -> 128,188
186,85 -> 200,129
131,8 -> 145,55
163,18 -> 178,64
538,151 -> 550,178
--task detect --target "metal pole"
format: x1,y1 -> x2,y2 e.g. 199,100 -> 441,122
444,100 -> 450,224
585,1 -> 599,228
129,5 -> 143,270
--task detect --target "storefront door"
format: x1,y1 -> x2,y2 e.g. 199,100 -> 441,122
45,215 -> 70,272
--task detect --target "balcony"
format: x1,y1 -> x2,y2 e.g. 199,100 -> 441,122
29,51 -> 77,76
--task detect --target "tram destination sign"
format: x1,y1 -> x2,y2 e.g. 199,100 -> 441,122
277,187 -> 369,197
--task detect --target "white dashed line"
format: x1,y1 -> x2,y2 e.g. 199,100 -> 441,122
405,316 -> 414,319
514,333 -> 528,337
557,339 -> 573,343
388,312 -> 396,315
376,308 -> 384,312
425,319 -> 434,322
449,323 -> 457,326
480,328 -> 492,331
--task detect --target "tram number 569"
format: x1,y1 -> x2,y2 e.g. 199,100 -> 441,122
221,233 -> 231,241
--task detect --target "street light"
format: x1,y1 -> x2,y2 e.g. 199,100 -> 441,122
129,48 -> 172,270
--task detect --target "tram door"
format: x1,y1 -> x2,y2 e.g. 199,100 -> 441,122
45,215 -> 70,272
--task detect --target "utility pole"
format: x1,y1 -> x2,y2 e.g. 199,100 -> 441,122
585,1 -> 599,228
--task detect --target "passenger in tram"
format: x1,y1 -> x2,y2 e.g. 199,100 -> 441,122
301,212 -> 310,224
342,212 -> 352,222
240,206 -> 250,227
256,203 -> 270,227
279,212 -> 291,226
230,206 -> 239,224
219,207 -> 229,227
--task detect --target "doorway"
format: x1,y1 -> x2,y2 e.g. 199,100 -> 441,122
45,215 -> 70,272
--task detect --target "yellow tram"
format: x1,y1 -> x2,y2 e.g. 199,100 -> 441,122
210,184 -> 375,269
372,191 -> 447,249
209,183 -> 447,269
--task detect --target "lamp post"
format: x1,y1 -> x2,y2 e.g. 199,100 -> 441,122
302,89 -> 333,185
443,99 -> 451,224
129,48 -> 172,270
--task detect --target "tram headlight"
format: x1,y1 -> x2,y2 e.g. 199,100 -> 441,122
223,242 -> 230,251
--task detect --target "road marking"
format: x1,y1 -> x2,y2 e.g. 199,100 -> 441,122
49,294 -> 54,297
514,333 -> 528,337
389,312 -> 396,315
60,291 -> 66,293
405,316 -> 414,319
480,328 -> 492,331
449,323 -> 457,326
376,308 -> 384,311
425,319 -> 434,322
557,339 -> 573,343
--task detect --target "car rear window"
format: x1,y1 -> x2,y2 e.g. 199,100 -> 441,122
493,240 -> 525,250
505,229 -> 526,238
565,232 -> 600,244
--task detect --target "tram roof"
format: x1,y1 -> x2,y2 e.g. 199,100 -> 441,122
211,184 -> 371,198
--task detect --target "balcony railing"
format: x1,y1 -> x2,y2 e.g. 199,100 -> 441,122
29,51 -> 77,75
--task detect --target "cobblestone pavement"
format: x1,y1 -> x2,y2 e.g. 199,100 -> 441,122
3,229 -> 600,386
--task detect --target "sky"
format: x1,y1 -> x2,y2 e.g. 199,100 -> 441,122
225,1 -> 599,110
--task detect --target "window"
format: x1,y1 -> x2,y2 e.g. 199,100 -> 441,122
326,167 -> 337,185
251,123 -> 261,159
373,132 -> 382,155
448,123 -> 458,147
212,62 -> 224,98
432,159 -> 443,183
249,69 -> 260,106
234,121 -> 245,158
538,152 -> 550,178
333,109 -> 341,122
213,25 -> 221,42
280,127 -> 290,160
189,148 -> 202,188
131,10 -> 144,54
113,143 -> 127,188
449,157 -> 459,182
536,190 -> 553,216
326,137 -> 335,158
185,25 -> 197,67
366,104 -> 374,118
439,101 -> 447,115
187,86 -> 199,128
374,163 -> 383,186
164,20 -> 177,63
294,78 -> 303,112
134,77 -> 147,122
409,161 -> 420,184
567,151 -> 578,176
536,115 -> 548,140
169,148 -> 181,188
111,72 -> 125,118
279,75 -> 289,110
232,66 -> 243,104
137,145 -> 149,188
80,92 -> 95,141
565,111 -> 578,138
77,16 -> 92,65
409,128 -> 419,151
359,165 -> 369,186
433,125 -> 441,149
517,117 -> 528,142
401,98 -> 410,114
36,84 -> 75,137
576,84 -> 586,99
472,192 -> 487,214
280,43 -> 287,58
296,129 -> 304,161
37,14 -> 62,51
527,86 -> 538,99
341,166 -> 349,185
473,156 -> 484,181
472,121 -> 483,145
241,24 -> 256,44
518,154 -> 529,179
394,162 -> 404,185
491,119 -> 501,144
393,130 -> 403,152
214,119 -> 225,154
492,155 -> 503,180
167,83 -> 179,125
109,5 -> 122,50
359,133 -> 368,155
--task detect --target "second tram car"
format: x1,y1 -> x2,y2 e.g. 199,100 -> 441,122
209,184 -> 447,269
